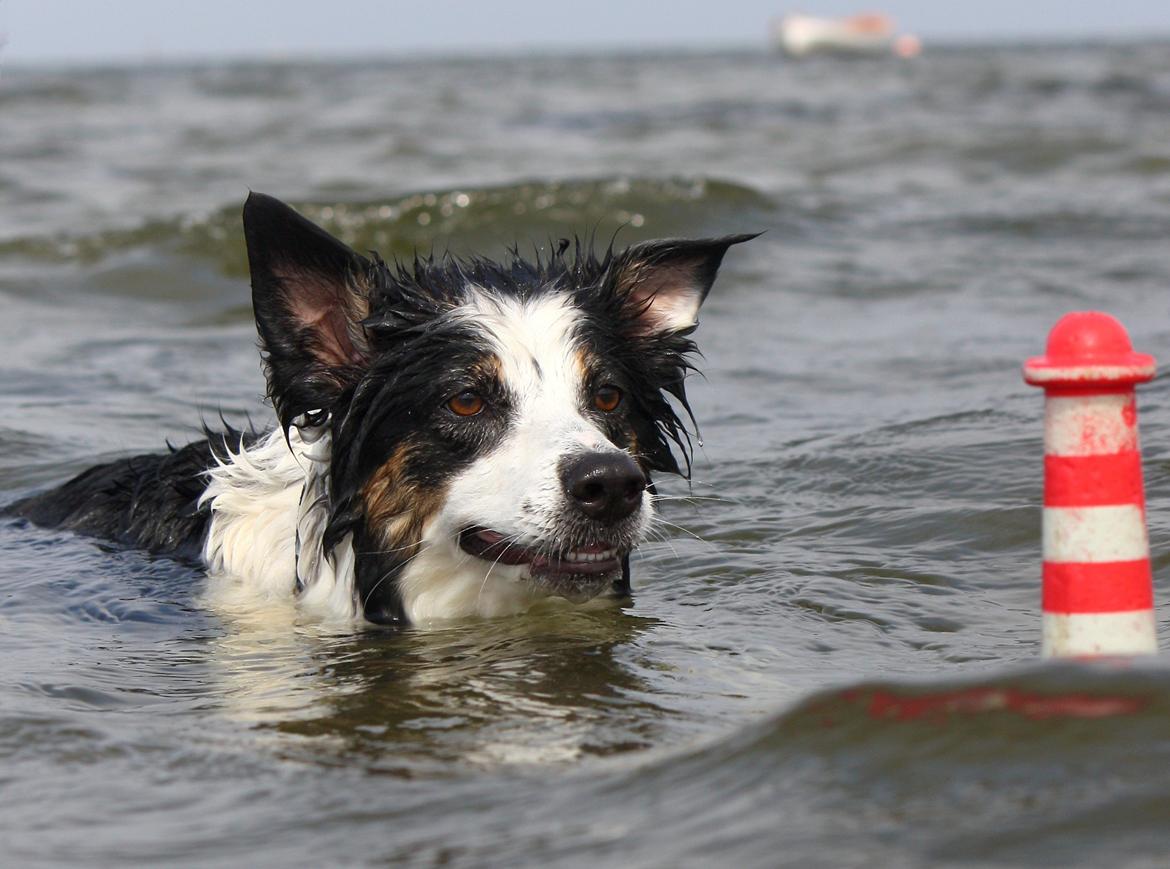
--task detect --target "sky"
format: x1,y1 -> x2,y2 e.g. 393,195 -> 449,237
2,0 -> 1169,64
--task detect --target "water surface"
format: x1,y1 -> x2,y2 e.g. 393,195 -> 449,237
3,43 -> 1170,867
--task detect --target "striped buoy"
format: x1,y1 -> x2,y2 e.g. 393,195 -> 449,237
1023,311 -> 1159,657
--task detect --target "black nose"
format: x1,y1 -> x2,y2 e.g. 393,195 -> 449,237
561,452 -> 647,524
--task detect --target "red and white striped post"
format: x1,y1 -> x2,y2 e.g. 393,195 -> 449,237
1023,312 -> 1159,657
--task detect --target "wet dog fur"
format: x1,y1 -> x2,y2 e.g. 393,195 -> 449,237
10,193 -> 751,626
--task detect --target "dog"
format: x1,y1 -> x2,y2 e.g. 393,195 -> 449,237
10,193 -> 751,626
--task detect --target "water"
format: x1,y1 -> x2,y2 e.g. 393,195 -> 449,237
4,43 -> 1170,866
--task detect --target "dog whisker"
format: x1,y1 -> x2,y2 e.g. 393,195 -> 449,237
640,525 -> 683,559
649,515 -> 714,548
360,541 -> 432,612
360,540 -> 425,558
649,493 -> 739,508
475,532 -> 525,608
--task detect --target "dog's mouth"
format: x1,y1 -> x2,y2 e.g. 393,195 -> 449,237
458,527 -> 624,578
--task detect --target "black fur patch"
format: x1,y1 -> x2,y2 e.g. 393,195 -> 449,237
6,430 -> 251,560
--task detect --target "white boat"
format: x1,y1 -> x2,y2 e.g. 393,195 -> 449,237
772,13 -> 921,58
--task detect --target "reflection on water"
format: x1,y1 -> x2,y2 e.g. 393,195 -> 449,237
208,588 -> 665,766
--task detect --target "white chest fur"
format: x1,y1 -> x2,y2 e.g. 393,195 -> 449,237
200,428 -> 356,619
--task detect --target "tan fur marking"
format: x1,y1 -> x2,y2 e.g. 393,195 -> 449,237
574,346 -> 594,382
472,353 -> 503,385
628,431 -> 644,470
362,443 -> 446,556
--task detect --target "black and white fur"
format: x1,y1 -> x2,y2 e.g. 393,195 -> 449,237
11,194 -> 751,626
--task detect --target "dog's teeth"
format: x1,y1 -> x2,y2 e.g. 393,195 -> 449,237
562,549 -> 617,564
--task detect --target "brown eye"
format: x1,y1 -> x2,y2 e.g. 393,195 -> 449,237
594,385 -> 623,413
447,391 -> 485,416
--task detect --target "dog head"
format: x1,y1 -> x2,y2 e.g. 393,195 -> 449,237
242,193 -> 751,624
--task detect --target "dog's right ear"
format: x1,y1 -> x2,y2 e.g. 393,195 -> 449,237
242,192 -> 372,428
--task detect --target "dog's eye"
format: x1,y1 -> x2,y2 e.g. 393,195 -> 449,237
447,391 -> 485,417
593,385 -> 623,413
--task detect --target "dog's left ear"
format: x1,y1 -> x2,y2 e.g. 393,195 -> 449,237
243,192 -> 373,427
610,235 -> 756,335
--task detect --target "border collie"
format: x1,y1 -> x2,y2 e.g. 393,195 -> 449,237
10,194 -> 751,626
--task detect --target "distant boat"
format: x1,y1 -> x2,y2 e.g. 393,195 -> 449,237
772,13 -> 921,58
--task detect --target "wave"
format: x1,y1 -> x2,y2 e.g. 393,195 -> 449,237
353,661 -> 1170,865
530,661 -> 1170,866
0,176 -> 776,275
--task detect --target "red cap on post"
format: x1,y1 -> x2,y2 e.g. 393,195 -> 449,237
1024,312 -> 1155,389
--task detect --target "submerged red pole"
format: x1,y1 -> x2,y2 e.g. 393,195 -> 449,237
1023,312 -> 1158,657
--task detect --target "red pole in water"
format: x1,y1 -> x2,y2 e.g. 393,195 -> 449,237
1023,312 -> 1159,657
